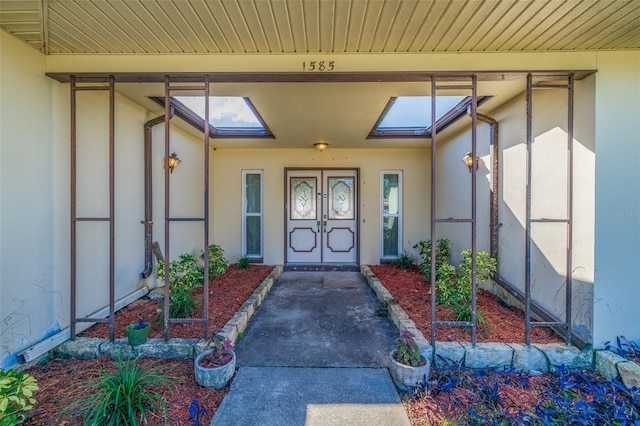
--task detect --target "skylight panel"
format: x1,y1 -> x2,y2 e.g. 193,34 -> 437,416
369,95 -> 491,139
377,96 -> 465,129
175,96 -> 264,129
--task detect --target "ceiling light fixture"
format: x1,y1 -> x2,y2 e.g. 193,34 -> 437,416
314,142 -> 329,151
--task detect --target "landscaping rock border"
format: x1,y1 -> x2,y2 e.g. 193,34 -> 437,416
52,265 -> 283,360
360,265 -> 639,388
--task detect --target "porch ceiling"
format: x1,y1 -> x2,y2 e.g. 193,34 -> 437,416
2,0 -> 639,55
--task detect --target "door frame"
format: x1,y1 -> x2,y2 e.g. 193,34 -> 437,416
284,167 -> 360,265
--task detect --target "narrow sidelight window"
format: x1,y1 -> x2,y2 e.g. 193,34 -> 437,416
242,170 -> 263,258
381,171 -> 402,259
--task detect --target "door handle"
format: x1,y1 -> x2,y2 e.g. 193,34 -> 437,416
317,221 -> 321,232
323,221 -> 327,232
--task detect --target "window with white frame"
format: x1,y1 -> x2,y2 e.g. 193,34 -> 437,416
381,171 -> 402,259
242,170 -> 263,258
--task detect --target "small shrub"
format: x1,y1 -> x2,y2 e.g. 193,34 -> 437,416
155,253 -> 204,291
237,255 -> 251,270
0,369 -> 38,425
66,355 -> 175,426
168,285 -> 196,318
201,244 -> 229,278
416,240 -> 497,325
199,336 -> 235,368
414,239 -> 452,277
394,251 -> 415,269
394,329 -> 424,367
155,253 -> 203,319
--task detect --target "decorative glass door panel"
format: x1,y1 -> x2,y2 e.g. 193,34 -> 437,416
286,169 -> 358,264
328,177 -> 354,220
291,177 -> 317,220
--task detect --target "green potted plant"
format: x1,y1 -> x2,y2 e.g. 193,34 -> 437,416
194,336 -> 236,388
388,329 -> 430,389
126,319 -> 151,346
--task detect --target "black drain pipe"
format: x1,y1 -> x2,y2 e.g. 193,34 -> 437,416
141,108 -> 174,278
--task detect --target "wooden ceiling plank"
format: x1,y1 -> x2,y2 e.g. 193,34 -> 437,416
47,6 -> 108,53
526,0 -> 610,51
490,0 -> 557,51
558,2 -> 640,50
379,0 -> 417,52
253,0 -> 284,53
457,0 -> 513,52
369,0 -> 402,52
469,0 -> 532,52
118,1 -> 178,53
435,0 -> 486,52
592,20 -> 640,50
190,0 -> 231,53
302,0 -> 320,53
144,1 -> 199,53
285,0 -> 307,53
332,0 -> 352,52
47,37 -> 72,54
359,0 -> 386,52
223,0 -> 263,53
422,0 -> 469,52
407,0 -> 449,52
169,0 -> 217,53
85,2 -> 157,53
269,0 -> 295,53
394,0 -> 431,52
319,0 -> 335,53
205,1 -> 246,53
345,0 -> 367,52
506,0 -> 568,51
47,19 -> 97,54
50,1 -> 125,54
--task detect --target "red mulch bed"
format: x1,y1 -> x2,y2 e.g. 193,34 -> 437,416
79,264 -> 273,339
26,264 -> 272,425
369,265 -> 563,344
26,264 -> 565,425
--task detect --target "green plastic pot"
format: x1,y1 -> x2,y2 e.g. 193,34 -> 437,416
126,322 -> 150,346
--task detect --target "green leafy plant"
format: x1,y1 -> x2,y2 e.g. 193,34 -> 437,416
168,285 -> 196,318
155,253 -> 204,291
393,329 -> 424,367
414,239 -> 452,278
237,255 -> 251,270
66,355 -> 175,426
416,240 -> 497,326
0,369 -> 38,425
200,244 -> 229,278
394,251 -> 415,269
155,253 -> 205,319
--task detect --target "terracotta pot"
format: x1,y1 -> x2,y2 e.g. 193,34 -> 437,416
126,322 -> 150,346
194,350 -> 236,388
388,350 -> 430,389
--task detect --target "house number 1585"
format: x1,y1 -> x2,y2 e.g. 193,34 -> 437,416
302,61 -> 335,72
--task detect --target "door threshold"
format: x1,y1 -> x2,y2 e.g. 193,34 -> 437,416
283,263 -> 360,272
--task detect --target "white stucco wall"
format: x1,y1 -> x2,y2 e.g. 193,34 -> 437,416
1,32 -> 57,368
435,76 -> 596,342
0,33 -> 209,368
211,148 -> 430,265
593,51 -> 640,348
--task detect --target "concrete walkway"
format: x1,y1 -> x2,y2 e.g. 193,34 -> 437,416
212,271 -> 411,426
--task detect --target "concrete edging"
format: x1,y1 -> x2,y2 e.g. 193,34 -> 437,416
361,265 -> 638,387
52,265 -> 284,360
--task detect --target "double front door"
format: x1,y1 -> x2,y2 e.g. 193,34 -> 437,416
286,169 -> 358,263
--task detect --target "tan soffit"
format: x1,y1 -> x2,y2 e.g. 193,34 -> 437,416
1,0 -> 639,55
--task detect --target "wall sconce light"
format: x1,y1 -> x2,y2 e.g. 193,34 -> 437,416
314,142 -> 329,151
461,152 -> 478,172
167,152 -> 181,173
